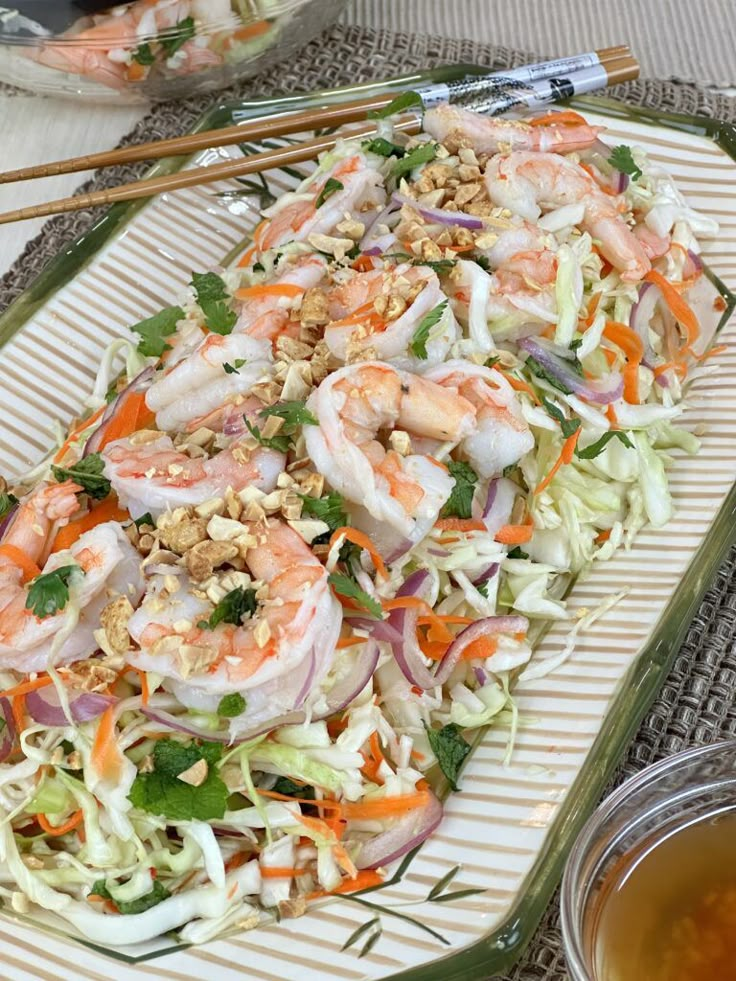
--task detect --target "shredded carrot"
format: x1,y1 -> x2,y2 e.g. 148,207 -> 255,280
329,527 -> 388,580
0,675 -> 53,700
91,706 -> 123,782
96,391 -> 154,450
381,596 -> 453,643
328,302 -> 381,330
495,520 -> 535,543
251,219 -> 268,250
37,809 -> 84,837
308,869 -> 384,900
603,321 -> 644,404
595,528 -> 612,543
125,60 -> 147,82
426,456 -> 449,473
260,867 -> 310,879
695,344 -> 728,364
529,109 -> 588,127
133,668 -> 150,706
224,851 -> 249,873
446,243 -> 476,253
433,518 -> 487,532
583,291 -> 602,328
644,269 -> 700,349
236,245 -> 256,268
497,369 -> 541,405
336,636 -> 365,649
653,360 -> 688,379
410,749 -> 426,762
605,404 -> 619,427
416,614 -> 475,626
352,255 -> 376,272
534,428 -> 581,496
231,19 -> 270,41
0,544 -> 41,584
341,791 -> 429,821
235,283 -> 305,301
365,732 -> 386,785
53,405 -> 106,464
11,695 -> 25,734
51,497 -> 129,553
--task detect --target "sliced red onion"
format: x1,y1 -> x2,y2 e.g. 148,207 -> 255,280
294,650 -> 317,709
316,640 -> 380,716
518,336 -> 623,404
481,479 -> 498,519
84,366 -> 155,456
359,199 -> 400,249
588,138 -> 628,192
385,538 -> 412,563
142,705 -> 248,743
0,698 -> 15,762
26,687 -> 116,727
629,281 -> 659,365
0,502 -> 18,542
472,562 -> 499,587
356,787 -> 443,869
392,192 -> 484,229
684,248 -> 704,278
361,246 -> 383,257
346,616 -> 404,645
397,569 -> 433,599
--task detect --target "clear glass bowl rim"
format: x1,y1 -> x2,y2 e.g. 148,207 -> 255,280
560,738 -> 736,980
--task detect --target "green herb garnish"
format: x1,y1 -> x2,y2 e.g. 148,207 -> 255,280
315,178 -> 344,208
198,587 -> 258,631
159,15 -> 195,58
440,460 -> 478,520
542,397 -> 581,438
410,299 -> 447,359
0,492 -> 17,520
51,452 -> 111,501
217,693 -> 246,718
507,546 -> 529,560
525,356 -> 572,395
128,739 -> 228,822
608,144 -> 642,180
134,512 -> 155,530
259,400 -> 318,433
132,306 -> 185,358
26,565 -> 83,619
191,271 -> 228,303
245,419 -> 291,453
132,43 -> 156,66
424,723 -> 471,792
362,137 -> 406,158
223,359 -> 247,374
91,879 -> 169,915
190,271 -> 236,334
392,142 -> 437,179
298,491 -> 348,532
576,430 -> 633,459
328,572 -> 383,619
368,90 -> 423,120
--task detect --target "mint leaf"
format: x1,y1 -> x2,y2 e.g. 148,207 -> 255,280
0,492 -> 18,520
51,452 -> 111,501
91,879 -> 169,915
298,491 -> 348,532
392,142 -> 437,179
608,145 -> 642,180
245,418 -> 291,453
410,299 -> 447,359
362,137 -> 406,158
134,512 -> 154,530
424,723 -> 471,792
223,358 -> 246,375
159,15 -> 195,57
473,255 -> 491,272
507,546 -> 529,559
217,693 -> 246,718
315,178 -> 344,208
198,587 -> 257,631
259,400 -> 318,434
132,43 -> 155,66
440,460 -> 478,520
272,777 -> 315,800
132,306 -> 184,358
368,90 -> 423,120
128,739 -> 228,821
576,430 -> 633,459
328,572 -> 383,619
191,271 -> 229,304
26,565 -> 83,619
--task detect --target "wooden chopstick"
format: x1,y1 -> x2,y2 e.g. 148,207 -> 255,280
0,119 -> 419,226
0,45 -> 630,186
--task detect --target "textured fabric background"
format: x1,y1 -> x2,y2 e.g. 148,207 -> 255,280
2,23 -> 736,981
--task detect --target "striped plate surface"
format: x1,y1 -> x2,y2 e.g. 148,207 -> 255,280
0,106 -> 734,981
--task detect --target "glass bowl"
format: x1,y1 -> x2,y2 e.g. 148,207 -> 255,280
0,0 -> 348,104
561,741 -> 736,980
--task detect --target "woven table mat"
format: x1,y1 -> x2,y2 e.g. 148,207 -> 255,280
2,23 -> 736,981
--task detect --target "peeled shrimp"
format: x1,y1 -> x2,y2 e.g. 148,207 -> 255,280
0,507 -> 143,673
145,333 -> 274,433
305,361 -> 531,547
324,263 -> 459,365
236,254 -> 327,348
102,434 -> 284,519
257,151 -> 385,253
484,151 -> 651,281
423,105 -> 601,155
127,519 -> 341,710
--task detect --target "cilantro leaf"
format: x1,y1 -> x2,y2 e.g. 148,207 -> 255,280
476,581 -> 489,598
382,252 -> 455,275
245,418 -> 292,453
198,587 -> 257,631
134,512 -> 154,530
608,144 -> 642,180
507,546 -> 529,559
132,43 -> 155,66
252,261 -> 265,273
315,178 -> 344,209
392,142 -> 438,179
91,879 -> 169,915
525,356 -> 572,395
424,723 -> 471,792
576,430 -> 633,459
132,306 -> 185,358
362,137 -> 406,158
217,693 -> 246,718
440,461 -> 478,520
328,572 -> 383,619
541,397 -> 581,438
0,492 -> 18,520
128,739 -> 228,821
259,400 -> 318,434
298,491 -> 348,532
410,299 -> 447,359
368,90 -> 423,120
200,299 -> 237,335
191,271 -> 229,304
473,255 -> 491,272
26,565 -> 83,619
51,453 -> 111,501
272,777 -> 316,800
223,359 -> 247,375
159,15 -> 195,57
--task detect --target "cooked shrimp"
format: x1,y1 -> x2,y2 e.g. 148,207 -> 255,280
423,361 -> 535,477
102,434 -> 284,519
0,520 -> 143,673
478,219 -> 556,269
236,254 -> 327,348
324,263 -> 459,364
127,519 -> 341,710
485,151 -> 651,281
145,333 -> 274,433
423,105 -> 602,155
257,152 -> 385,253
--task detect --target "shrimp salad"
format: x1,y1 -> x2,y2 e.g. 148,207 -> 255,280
0,102 -> 721,946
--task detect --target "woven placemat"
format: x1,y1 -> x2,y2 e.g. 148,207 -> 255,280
1,23 -> 736,981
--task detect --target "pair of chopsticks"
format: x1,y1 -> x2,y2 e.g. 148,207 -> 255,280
0,46 -> 638,225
